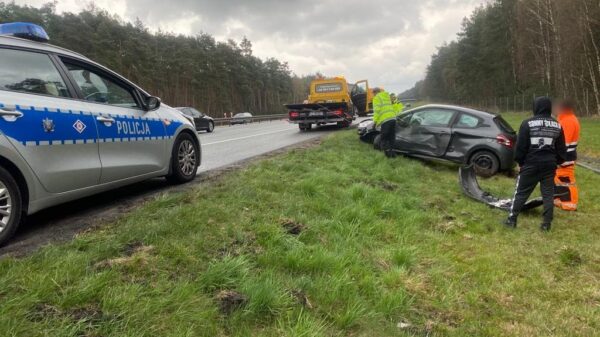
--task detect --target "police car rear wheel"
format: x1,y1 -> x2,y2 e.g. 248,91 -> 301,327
167,133 -> 199,184
0,167 -> 22,246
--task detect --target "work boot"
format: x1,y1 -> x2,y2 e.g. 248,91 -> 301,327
503,217 -> 517,229
540,223 -> 551,232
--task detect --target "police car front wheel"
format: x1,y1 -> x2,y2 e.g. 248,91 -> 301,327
0,166 -> 23,246
167,133 -> 199,184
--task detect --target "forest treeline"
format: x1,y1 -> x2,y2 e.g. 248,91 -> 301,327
404,0 -> 600,116
0,2 -> 312,116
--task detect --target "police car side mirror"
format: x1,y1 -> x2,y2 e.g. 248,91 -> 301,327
144,96 -> 161,111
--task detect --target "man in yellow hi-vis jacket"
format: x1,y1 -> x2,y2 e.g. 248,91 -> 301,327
373,88 -> 400,157
391,94 -> 405,115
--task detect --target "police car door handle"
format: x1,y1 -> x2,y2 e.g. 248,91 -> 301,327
0,109 -> 23,119
96,116 -> 115,124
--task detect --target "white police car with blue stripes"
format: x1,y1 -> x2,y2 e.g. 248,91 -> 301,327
0,23 -> 201,245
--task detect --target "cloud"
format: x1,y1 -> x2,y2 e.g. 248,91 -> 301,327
15,0 -> 486,93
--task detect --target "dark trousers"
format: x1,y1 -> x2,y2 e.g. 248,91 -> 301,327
380,119 -> 396,155
509,163 -> 557,224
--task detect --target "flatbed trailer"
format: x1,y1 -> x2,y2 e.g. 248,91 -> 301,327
286,102 -> 354,131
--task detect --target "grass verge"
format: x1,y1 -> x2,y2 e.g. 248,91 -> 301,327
0,116 -> 599,337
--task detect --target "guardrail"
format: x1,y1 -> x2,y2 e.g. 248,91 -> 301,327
212,114 -> 288,126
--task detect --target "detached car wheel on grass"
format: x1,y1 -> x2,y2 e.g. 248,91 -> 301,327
0,166 -> 22,246
167,133 -> 200,184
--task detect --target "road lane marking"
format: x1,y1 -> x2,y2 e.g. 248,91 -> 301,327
202,128 -> 297,146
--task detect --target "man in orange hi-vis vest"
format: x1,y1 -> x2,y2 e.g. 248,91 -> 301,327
554,100 -> 580,211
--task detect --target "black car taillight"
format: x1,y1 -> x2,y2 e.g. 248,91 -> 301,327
496,134 -> 513,148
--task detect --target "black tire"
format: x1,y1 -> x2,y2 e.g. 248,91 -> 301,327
207,121 -> 214,133
470,150 -> 500,178
337,121 -> 351,128
360,132 -> 378,144
0,166 -> 23,247
166,133 -> 200,184
373,134 -> 382,150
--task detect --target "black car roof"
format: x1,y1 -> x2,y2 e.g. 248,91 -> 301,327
407,104 -> 498,119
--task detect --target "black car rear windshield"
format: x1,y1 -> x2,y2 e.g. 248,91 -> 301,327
494,116 -> 516,134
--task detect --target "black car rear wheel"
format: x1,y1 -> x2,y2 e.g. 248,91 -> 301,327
207,121 -> 214,133
470,150 -> 500,178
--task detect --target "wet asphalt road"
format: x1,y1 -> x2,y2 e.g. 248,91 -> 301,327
199,119 -> 332,172
0,119 -> 358,256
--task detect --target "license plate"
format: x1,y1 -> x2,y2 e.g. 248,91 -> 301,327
309,111 -> 323,117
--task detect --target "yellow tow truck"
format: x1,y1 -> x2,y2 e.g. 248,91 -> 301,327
286,76 -> 373,131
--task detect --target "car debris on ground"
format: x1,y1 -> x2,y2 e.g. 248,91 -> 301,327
459,165 -> 545,211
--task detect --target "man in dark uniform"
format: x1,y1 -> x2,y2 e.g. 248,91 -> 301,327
505,97 -> 567,231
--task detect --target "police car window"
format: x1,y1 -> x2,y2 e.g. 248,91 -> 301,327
64,62 -> 138,108
455,114 -> 481,128
0,48 -> 69,97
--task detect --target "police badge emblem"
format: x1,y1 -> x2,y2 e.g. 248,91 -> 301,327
42,118 -> 55,132
73,119 -> 87,133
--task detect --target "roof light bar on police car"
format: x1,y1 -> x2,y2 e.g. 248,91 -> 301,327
0,22 -> 49,42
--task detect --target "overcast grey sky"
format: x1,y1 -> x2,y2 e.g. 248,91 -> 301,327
17,0 -> 487,93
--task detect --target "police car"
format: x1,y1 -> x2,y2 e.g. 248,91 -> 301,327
0,23 -> 201,245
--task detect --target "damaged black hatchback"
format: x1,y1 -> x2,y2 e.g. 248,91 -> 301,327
388,104 -> 516,176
